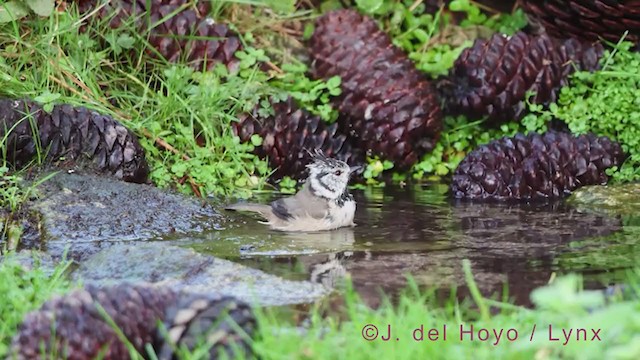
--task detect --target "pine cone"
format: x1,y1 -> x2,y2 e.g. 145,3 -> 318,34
233,97 -> 365,180
0,98 -> 149,183
12,284 -> 176,360
158,294 -> 256,360
519,0 -> 640,44
451,131 -> 626,201
308,9 -> 442,170
76,0 -> 242,71
11,284 -> 256,360
439,32 -> 603,124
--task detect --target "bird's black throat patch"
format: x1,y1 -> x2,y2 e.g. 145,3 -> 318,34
335,190 -> 353,207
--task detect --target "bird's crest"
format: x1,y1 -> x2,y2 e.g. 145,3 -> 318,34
305,148 -> 342,169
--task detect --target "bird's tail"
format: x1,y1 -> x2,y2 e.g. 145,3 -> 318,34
224,202 -> 271,216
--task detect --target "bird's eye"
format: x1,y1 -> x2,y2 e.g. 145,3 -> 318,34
334,170 -> 342,176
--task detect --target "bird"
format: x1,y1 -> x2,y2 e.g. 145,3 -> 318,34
225,150 -> 361,232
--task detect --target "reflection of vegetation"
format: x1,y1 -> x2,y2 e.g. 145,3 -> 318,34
559,226 -> 640,273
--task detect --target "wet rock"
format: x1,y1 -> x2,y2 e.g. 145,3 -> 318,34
72,242 -> 329,306
568,184 -> 640,216
24,173 -> 223,260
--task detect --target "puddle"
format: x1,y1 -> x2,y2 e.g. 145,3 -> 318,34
176,183 -> 639,307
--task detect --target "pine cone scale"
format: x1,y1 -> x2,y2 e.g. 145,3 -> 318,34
519,0 -> 640,44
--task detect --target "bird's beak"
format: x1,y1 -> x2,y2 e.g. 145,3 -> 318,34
349,165 -> 363,174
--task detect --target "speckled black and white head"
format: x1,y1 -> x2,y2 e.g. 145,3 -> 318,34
306,150 -> 359,201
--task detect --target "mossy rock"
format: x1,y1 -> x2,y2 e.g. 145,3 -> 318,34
567,183 -> 640,217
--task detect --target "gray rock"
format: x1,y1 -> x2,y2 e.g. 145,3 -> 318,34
25,173 -> 225,260
72,242 -> 330,306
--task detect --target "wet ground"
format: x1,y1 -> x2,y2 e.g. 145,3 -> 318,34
188,183 -> 639,307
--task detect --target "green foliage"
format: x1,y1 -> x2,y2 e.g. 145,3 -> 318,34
527,41 -> 640,183
363,158 -> 394,184
0,168 -> 26,213
354,0 -> 527,77
276,176 -> 298,193
411,116 -> 522,180
269,61 -> 342,122
449,0 -> 527,34
0,0 -> 53,23
0,5 -> 283,198
253,264 -> 640,359
133,63 -> 274,198
0,253 -> 74,357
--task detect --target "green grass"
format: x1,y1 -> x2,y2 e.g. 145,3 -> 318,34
2,253 -> 640,359
1,0 -> 637,193
252,260 -> 640,360
0,0 -> 533,196
1,1 -> 640,358
0,253 -> 74,357
0,1 -> 284,198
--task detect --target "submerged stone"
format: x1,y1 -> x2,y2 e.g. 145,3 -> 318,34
72,242 -> 329,306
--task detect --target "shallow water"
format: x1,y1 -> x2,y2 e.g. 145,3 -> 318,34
186,183 -> 639,307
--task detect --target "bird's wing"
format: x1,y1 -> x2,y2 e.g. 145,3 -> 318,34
225,202 -> 272,216
271,183 -> 329,220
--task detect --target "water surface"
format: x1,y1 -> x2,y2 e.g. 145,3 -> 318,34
187,184 -> 639,307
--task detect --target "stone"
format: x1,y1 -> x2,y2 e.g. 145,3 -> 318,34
72,242 -> 330,306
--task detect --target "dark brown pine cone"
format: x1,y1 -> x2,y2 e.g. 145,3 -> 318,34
308,9 -> 442,170
438,32 -> 603,124
157,294 -> 256,360
76,0 -> 242,71
233,97 -> 365,180
11,284 -> 177,360
451,131 -> 626,201
11,284 -> 256,360
518,0 -> 640,44
0,98 -> 149,183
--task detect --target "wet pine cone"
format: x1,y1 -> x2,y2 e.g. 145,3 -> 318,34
308,9 -> 442,170
519,0 -> 640,44
450,131 -> 626,201
11,284 -> 255,360
76,0 -> 242,71
439,32 -> 602,124
0,98 -> 149,183
158,294 -> 256,359
233,97 -> 365,180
